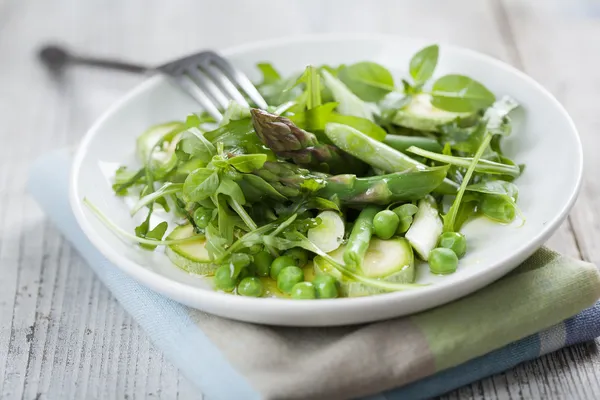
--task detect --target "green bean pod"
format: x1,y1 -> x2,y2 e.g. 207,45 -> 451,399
324,123 -> 458,194
343,206 -> 380,268
383,134 -> 443,154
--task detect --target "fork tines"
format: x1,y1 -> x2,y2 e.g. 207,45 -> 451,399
158,51 -> 267,121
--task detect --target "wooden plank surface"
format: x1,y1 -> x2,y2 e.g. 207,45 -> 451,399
0,0 -> 598,398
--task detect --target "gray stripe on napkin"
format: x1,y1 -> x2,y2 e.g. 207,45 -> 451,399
189,311 -> 435,400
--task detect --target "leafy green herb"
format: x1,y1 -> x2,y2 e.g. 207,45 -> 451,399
228,154 -> 267,172
431,74 -> 496,112
338,62 -> 395,102
183,169 -> 220,202
176,128 -> 216,162
112,167 -> 145,196
409,44 -> 439,85
257,62 -> 281,85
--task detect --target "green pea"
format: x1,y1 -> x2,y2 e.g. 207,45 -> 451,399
193,207 -> 212,229
312,275 -> 338,299
291,282 -> 316,299
277,266 -> 304,294
237,277 -> 264,297
253,251 -> 274,277
237,264 -> 256,280
373,210 -> 400,240
438,232 -> 467,258
428,248 -> 459,275
392,204 -> 418,234
283,248 -> 309,267
214,265 -> 237,292
270,255 -> 296,280
480,196 -> 516,223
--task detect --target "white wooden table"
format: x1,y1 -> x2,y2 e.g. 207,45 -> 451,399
2,0 -> 600,398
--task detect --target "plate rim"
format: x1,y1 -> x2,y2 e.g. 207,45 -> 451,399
69,33 -> 583,326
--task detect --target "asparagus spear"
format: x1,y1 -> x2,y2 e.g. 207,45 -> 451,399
324,123 -> 459,194
250,109 -> 364,174
252,161 -> 449,205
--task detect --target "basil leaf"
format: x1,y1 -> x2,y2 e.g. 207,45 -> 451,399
256,63 -> 281,85
216,178 -> 246,205
183,169 -> 220,202
228,154 -> 267,173
431,74 -> 496,112
409,44 -> 439,84
177,128 -> 216,162
338,62 -> 395,102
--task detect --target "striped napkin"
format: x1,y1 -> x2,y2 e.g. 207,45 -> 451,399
28,149 -> 600,400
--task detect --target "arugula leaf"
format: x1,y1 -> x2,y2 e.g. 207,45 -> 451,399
256,62 -> 281,85
321,69 -> 375,121
183,169 -> 220,202
176,128 -> 216,162
338,62 -> 395,102
220,101 -> 251,127
409,44 -> 439,84
84,198 -> 202,246
204,223 -> 227,260
431,75 -> 496,112
130,182 -> 183,215
112,167 -> 145,196
185,112 -> 216,128
216,198 -> 236,244
227,154 -> 267,173
216,178 -> 246,205
140,221 -> 168,250
466,180 -> 519,202
289,102 -> 338,132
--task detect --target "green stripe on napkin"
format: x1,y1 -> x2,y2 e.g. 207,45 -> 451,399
412,248 -> 600,371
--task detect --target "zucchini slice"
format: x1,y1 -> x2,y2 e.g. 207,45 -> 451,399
165,224 -> 217,275
392,93 -> 471,132
136,121 -> 185,165
313,238 -> 415,297
307,211 -> 345,253
405,196 -> 443,261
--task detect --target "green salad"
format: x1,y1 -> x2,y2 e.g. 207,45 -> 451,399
86,44 -> 523,299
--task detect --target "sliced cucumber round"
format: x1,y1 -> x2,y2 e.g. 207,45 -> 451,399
165,224 -> 217,275
307,211 -> 345,253
313,238 -> 415,297
392,93 -> 471,132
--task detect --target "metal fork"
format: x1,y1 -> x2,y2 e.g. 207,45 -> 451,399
38,44 -> 268,121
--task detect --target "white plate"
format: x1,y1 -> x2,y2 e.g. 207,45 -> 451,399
70,34 -> 582,326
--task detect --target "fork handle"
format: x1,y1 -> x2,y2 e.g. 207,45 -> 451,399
38,44 -> 151,74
